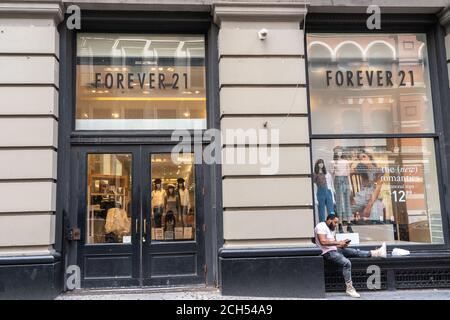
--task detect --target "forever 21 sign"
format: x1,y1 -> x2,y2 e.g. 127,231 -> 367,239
94,71 -> 189,90
325,70 -> 415,87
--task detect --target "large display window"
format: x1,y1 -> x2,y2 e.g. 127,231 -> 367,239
312,138 -> 443,244
308,33 -> 434,135
76,34 -> 206,130
307,33 -> 444,245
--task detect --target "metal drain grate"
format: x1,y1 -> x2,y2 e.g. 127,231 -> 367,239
395,268 -> 450,289
325,269 -> 387,292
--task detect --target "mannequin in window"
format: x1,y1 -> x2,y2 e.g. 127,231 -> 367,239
313,159 -> 335,223
151,178 -> 166,228
331,146 -> 353,233
177,178 -> 190,227
165,184 -> 180,226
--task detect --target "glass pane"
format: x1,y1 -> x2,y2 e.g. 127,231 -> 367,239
87,154 -> 132,244
76,33 -> 206,130
150,154 -> 195,241
312,138 -> 444,245
307,33 -> 435,135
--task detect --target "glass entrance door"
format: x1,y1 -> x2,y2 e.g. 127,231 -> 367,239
76,146 -> 205,287
141,147 -> 206,286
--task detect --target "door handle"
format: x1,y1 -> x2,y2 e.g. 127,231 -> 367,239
135,218 -> 138,234
144,218 -> 147,235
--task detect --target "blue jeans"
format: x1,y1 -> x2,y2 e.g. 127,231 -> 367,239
334,176 -> 352,221
323,248 -> 371,283
317,186 -> 334,222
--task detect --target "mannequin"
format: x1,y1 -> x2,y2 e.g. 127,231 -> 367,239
165,184 -> 180,226
313,159 -> 335,223
151,178 -> 166,228
331,146 -> 353,233
177,178 -> 190,227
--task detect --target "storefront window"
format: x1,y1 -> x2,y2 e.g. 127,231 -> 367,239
312,138 -> 443,244
86,154 -> 132,244
76,34 -> 206,130
307,33 -> 434,135
151,154 -> 196,241
308,33 -> 444,245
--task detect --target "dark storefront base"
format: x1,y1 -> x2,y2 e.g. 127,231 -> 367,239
219,248 -> 450,298
2,251 -> 450,298
219,248 -> 326,298
325,252 -> 450,292
0,255 -> 62,300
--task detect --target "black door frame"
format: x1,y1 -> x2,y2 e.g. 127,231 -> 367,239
57,10 -> 222,290
75,145 -> 206,287
76,145 -> 141,288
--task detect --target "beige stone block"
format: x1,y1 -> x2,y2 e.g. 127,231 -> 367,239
0,149 -> 57,180
0,182 -> 56,212
0,86 -> 58,116
445,34 -> 450,60
222,177 -> 312,208
220,21 -> 302,30
222,146 -> 310,176
0,25 -> 59,56
219,28 -> 303,56
0,56 -> 58,86
221,116 -> 309,145
0,214 -> 55,246
220,57 -> 305,85
220,87 -> 307,115
223,209 -> 314,240
0,118 -> 57,147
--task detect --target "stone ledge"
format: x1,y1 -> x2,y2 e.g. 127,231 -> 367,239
0,2 -> 64,23
213,2 -> 307,26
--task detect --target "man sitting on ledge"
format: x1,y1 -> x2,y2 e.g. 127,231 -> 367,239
314,214 -> 387,298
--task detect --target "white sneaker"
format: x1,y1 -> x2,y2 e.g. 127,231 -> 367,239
372,242 -> 387,258
346,284 -> 361,298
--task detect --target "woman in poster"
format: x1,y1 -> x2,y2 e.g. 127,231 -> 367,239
351,150 -> 385,222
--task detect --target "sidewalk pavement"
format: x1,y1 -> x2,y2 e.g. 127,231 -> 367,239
56,286 -> 450,300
